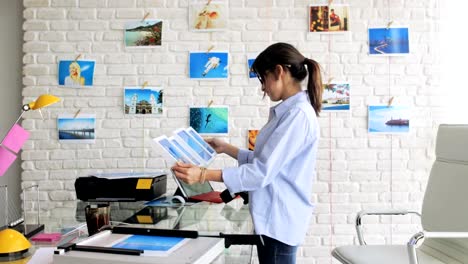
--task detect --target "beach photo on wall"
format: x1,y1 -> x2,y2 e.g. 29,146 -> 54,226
322,83 -> 350,111
189,51 -> 228,79
309,4 -> 349,33
58,60 -> 95,88
189,0 -> 227,31
124,87 -> 163,115
368,105 -> 410,134
189,106 -> 228,135
368,27 -> 410,55
248,129 -> 259,151
125,20 -> 163,47
57,114 -> 96,143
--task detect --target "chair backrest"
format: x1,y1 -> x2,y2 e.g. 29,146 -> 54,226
422,124 -> 468,231
420,124 -> 468,263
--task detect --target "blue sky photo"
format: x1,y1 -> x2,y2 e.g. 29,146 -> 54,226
368,105 -> 410,133
57,117 -> 95,140
189,52 -> 228,79
368,27 -> 409,55
124,88 -> 163,105
58,118 -> 95,131
58,60 -> 95,86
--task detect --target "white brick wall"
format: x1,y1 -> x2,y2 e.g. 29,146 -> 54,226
22,0 -> 442,263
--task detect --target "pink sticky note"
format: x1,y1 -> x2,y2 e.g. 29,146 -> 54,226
0,147 -> 17,176
1,124 -> 30,153
31,232 -> 62,242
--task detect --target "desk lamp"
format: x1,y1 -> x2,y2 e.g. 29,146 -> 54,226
0,94 -> 60,260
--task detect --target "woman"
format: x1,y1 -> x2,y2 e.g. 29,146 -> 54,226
172,42 -> 322,264
64,61 -> 85,86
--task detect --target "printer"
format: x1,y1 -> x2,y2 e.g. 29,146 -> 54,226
75,171 -> 167,202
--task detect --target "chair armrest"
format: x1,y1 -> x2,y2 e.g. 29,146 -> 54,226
407,231 -> 468,264
356,210 -> 421,245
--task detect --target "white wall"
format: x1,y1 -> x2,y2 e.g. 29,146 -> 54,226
0,0 -> 23,225
21,0 -> 444,263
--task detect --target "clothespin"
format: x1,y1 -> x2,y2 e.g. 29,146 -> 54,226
206,0 -> 212,6
387,97 -> 394,107
74,109 -> 81,118
206,45 -> 214,54
386,21 -> 393,29
74,54 -> 82,62
141,81 -> 148,89
207,100 -> 214,107
142,12 -> 150,22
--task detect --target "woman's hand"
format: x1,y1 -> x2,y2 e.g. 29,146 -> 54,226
205,137 -> 228,154
171,162 -> 202,185
205,137 -> 240,160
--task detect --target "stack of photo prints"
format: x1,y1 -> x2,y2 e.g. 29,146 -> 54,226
153,127 -> 217,167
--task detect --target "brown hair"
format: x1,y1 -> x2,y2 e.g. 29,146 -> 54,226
251,42 -> 323,116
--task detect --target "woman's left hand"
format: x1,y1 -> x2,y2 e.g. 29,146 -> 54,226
171,162 -> 202,184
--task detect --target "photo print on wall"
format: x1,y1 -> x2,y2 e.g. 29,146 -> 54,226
189,106 -> 229,135
124,87 -> 164,115
57,114 -> 96,143
247,53 -> 257,79
58,60 -> 95,88
368,27 -> 410,55
309,4 -> 350,33
189,0 -> 227,31
189,51 -> 228,79
248,129 -> 259,151
368,105 -> 410,134
124,20 -> 163,47
322,83 -> 350,111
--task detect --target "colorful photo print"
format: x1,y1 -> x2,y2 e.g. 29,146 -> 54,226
125,20 -> 163,47
368,105 -> 410,134
189,51 -> 228,79
248,129 -> 259,151
189,0 -> 227,31
58,60 -> 95,88
247,54 -> 257,79
309,5 -> 349,33
57,114 -> 96,143
124,87 -> 163,115
322,83 -> 350,111
189,106 -> 228,135
368,27 -> 410,55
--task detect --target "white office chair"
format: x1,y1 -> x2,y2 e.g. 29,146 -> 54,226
332,124 -> 468,264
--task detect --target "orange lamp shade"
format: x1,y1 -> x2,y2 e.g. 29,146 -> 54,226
26,94 -> 60,110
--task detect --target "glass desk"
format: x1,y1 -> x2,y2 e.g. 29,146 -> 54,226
21,198 -> 256,264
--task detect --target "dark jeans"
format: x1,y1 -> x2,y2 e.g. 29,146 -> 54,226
257,235 -> 298,264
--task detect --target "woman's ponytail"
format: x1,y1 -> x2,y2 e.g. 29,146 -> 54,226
304,58 -> 322,116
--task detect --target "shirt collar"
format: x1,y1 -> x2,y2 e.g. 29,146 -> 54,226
271,91 -> 308,117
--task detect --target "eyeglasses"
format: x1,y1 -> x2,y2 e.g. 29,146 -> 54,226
251,64 -> 291,85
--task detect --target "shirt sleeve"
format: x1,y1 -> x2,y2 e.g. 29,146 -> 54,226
222,107 -> 313,194
237,149 -> 253,165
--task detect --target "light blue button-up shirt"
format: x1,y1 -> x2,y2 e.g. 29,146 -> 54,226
222,91 -> 319,246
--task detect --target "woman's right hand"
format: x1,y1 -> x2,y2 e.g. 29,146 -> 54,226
205,138 -> 228,154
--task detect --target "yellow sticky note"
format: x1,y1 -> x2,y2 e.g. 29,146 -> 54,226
136,215 -> 153,224
136,179 -> 152,189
